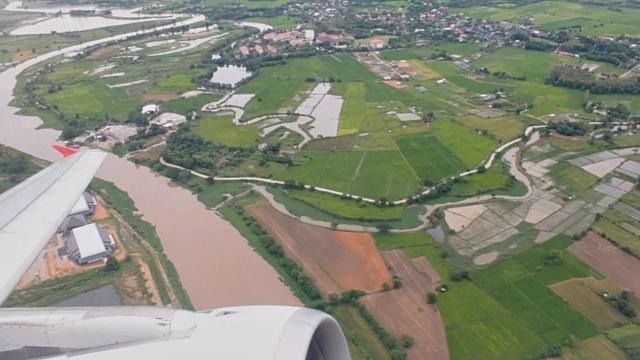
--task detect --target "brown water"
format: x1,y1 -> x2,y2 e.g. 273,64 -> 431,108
0,20 -> 300,310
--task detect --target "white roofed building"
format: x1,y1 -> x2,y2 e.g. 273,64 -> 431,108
142,104 -> 158,115
59,192 -> 97,233
67,223 -> 115,264
149,113 -> 187,129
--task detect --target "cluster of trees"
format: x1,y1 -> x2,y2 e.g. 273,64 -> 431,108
124,124 -> 166,152
546,65 -> 640,95
283,180 -> 305,190
547,121 -> 589,136
607,103 -> 632,119
0,146 -> 36,193
406,179 -> 454,205
561,36 -> 639,67
523,39 -> 556,52
605,289 -> 637,318
162,128 -> 254,176
492,71 -> 527,81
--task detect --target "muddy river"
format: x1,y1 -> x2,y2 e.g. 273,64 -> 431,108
0,15 -> 300,310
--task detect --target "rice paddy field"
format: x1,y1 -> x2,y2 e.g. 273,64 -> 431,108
547,161 -> 600,198
192,114 -> 258,147
607,324 -> 640,356
454,1 -> 640,37
457,115 -> 525,141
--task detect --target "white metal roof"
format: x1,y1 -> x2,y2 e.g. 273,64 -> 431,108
141,104 -> 158,113
71,223 -> 107,259
69,194 -> 90,215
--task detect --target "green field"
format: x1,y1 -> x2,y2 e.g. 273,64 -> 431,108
547,161 -> 599,198
593,208 -> 640,256
395,120 -> 497,183
338,82 -> 367,135
615,133 -> 640,147
197,182 -> 252,208
163,93 -> 222,115
265,187 -> 426,229
458,1 -> 640,37
607,324 -> 640,355
150,69 -> 210,93
550,279 -> 628,330
333,305 -> 392,360
192,114 -> 258,147
238,54 -> 378,119
373,231 -> 450,277
564,335 -> 627,360
243,15 -> 300,30
41,81 -> 141,122
349,150 -> 421,200
439,280 -> 547,359
473,235 -> 601,345
277,149 -> 422,200
448,163 -> 517,197
457,115 -> 525,141
200,0 -> 290,8
373,232 -> 554,359
283,188 -> 404,220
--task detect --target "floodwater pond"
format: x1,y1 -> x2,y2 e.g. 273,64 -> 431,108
210,65 -> 252,87
53,284 -> 122,307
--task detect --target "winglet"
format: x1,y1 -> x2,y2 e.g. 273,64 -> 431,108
52,144 -> 79,158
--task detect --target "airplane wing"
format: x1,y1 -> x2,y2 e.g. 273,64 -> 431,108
0,148 -> 107,303
0,147 -> 351,360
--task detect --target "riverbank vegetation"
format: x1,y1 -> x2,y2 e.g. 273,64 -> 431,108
90,178 -> 194,310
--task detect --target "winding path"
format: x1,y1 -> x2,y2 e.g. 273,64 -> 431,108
159,127 -> 544,232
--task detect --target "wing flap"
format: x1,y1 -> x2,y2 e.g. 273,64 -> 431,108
0,149 -> 107,303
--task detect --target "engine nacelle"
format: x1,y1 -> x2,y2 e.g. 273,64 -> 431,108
0,306 -> 351,360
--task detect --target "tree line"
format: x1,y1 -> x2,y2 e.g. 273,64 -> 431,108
546,65 -> 640,95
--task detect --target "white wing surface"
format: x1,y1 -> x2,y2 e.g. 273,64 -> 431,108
0,149 -> 106,303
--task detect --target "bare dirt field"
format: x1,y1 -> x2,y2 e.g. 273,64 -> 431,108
133,144 -> 164,162
570,232 -> 640,295
550,131 -> 588,141
91,202 -> 109,220
305,134 -> 355,151
143,91 -> 177,101
133,255 -> 162,306
473,250 -> 501,265
88,45 -> 121,59
116,268 -> 150,305
361,250 -> 449,360
247,202 -> 392,294
383,80 -> 407,89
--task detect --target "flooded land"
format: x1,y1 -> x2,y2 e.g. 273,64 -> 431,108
210,65 -> 252,87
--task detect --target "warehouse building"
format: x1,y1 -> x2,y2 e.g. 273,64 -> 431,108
67,223 -> 116,265
59,192 -> 96,233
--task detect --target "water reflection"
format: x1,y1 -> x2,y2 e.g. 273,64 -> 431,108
53,284 -> 122,307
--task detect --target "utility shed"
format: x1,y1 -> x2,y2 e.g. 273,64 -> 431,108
67,223 -> 115,265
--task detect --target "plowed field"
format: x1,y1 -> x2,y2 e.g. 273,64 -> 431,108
247,202 -> 392,294
361,250 -> 449,360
